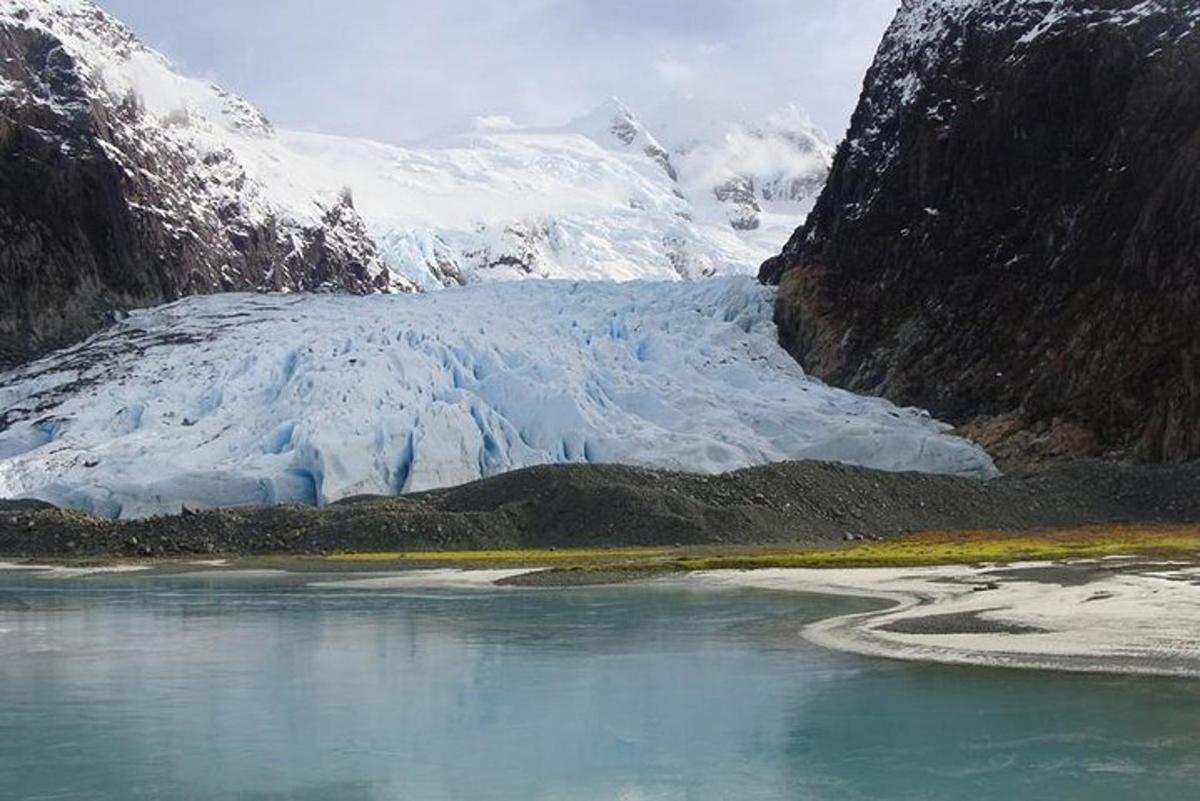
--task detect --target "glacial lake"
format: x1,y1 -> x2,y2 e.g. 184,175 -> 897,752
1,571 -> 1198,801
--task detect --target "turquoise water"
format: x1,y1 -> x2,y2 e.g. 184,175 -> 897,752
1,572 -> 1198,801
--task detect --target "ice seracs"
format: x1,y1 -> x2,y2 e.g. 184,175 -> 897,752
0,278 -> 997,519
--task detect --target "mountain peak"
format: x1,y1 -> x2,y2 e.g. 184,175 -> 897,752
595,95 -> 636,122
566,96 -> 656,149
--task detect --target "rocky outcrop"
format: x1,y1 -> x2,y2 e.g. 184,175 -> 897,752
713,176 -> 762,231
762,0 -> 1200,464
0,1 -> 390,366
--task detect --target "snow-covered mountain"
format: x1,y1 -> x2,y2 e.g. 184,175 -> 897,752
284,107 -> 760,290
0,277 -> 996,518
647,102 -> 835,251
282,97 -> 832,289
1,0 -> 832,364
0,0 -> 390,277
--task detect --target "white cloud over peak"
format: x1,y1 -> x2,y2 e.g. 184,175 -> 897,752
100,0 -> 900,145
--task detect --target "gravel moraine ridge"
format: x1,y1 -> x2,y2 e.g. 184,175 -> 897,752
2,459 -> 1199,557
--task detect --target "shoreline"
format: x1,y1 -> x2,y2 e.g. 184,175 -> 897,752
4,553 -> 1199,679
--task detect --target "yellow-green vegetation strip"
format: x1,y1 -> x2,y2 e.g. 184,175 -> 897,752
323,525 -> 1200,573
327,547 -> 676,566
667,525 -> 1200,571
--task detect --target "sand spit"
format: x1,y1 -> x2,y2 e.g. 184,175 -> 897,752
308,569 -> 540,590
695,561 -> 1200,678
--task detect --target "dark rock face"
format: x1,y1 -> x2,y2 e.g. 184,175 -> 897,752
0,3 -> 388,367
763,1 -> 1200,463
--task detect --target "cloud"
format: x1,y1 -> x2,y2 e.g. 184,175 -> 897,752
100,0 -> 900,144
654,56 -> 701,91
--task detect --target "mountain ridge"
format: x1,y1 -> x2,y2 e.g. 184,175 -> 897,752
284,96 -> 832,290
0,0 -> 394,365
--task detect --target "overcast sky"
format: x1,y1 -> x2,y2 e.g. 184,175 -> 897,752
101,0 -> 900,145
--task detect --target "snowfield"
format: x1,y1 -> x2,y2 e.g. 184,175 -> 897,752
0,279 -> 995,518
283,114 -> 761,289
281,98 -> 831,289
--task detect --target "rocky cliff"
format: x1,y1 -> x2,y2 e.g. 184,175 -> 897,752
0,0 -> 391,366
762,0 -> 1200,464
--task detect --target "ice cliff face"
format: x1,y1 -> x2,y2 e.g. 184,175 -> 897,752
0,277 -> 996,518
763,0 -> 1200,464
0,0 -> 393,365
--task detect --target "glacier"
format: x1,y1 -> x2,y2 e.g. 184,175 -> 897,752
0,278 -> 996,519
